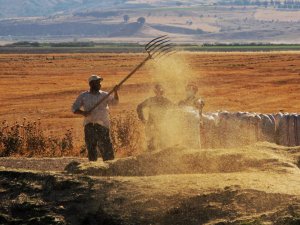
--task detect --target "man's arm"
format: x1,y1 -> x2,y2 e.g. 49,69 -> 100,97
136,99 -> 149,123
112,85 -> 119,104
108,85 -> 120,106
195,99 -> 205,110
72,94 -> 89,117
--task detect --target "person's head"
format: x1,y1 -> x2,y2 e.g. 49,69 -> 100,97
153,84 -> 165,97
88,75 -> 103,92
185,82 -> 198,97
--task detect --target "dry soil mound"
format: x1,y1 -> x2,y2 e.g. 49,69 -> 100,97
1,143 -> 300,224
65,142 -> 300,176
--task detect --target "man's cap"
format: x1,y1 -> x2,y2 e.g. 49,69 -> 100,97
88,75 -> 103,83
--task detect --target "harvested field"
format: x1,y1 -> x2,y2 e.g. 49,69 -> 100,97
0,52 -> 299,150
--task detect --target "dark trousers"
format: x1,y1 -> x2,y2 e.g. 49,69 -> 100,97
84,123 -> 114,161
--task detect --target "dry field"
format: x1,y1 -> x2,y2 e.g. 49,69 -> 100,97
0,52 -> 299,149
255,9 -> 300,22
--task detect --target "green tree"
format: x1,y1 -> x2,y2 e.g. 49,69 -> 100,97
123,14 -> 129,23
137,17 -> 146,24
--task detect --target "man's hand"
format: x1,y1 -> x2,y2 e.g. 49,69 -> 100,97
113,84 -> 120,102
195,99 -> 205,110
74,109 -> 90,117
81,111 -> 90,117
113,84 -> 120,92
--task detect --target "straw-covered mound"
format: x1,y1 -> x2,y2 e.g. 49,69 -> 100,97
65,142 -> 300,176
1,143 -> 300,225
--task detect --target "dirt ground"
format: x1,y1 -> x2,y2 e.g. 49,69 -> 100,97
0,157 -> 87,171
0,143 -> 300,224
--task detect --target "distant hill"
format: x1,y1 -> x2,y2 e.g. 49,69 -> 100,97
0,0 -> 208,18
0,0 -> 300,44
0,0 -> 132,18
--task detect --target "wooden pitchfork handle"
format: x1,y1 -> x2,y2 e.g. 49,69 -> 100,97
86,54 -> 151,114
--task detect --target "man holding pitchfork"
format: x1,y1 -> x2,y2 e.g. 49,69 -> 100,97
72,75 -> 119,161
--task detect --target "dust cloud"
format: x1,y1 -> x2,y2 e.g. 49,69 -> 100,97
147,54 -> 196,100
145,54 -> 202,149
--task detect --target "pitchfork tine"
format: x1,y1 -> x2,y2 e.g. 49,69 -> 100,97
156,49 -> 177,60
153,45 -> 174,58
147,39 -> 171,53
151,43 -> 175,57
145,37 -> 170,52
146,41 -> 170,56
146,35 -> 177,60
145,35 -> 167,48
151,43 -> 173,55
145,35 -> 168,50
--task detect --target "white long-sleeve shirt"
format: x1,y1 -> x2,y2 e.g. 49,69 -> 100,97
72,90 -> 118,128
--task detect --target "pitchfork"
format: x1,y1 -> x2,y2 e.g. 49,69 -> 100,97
85,35 -> 176,114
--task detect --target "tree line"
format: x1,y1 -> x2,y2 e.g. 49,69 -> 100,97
220,0 -> 300,8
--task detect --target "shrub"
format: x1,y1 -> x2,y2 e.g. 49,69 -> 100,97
23,119 -> 46,153
60,129 -> 73,155
137,17 -> 146,24
123,14 -> 130,23
110,110 -> 143,156
0,121 -> 23,156
0,119 -> 74,157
